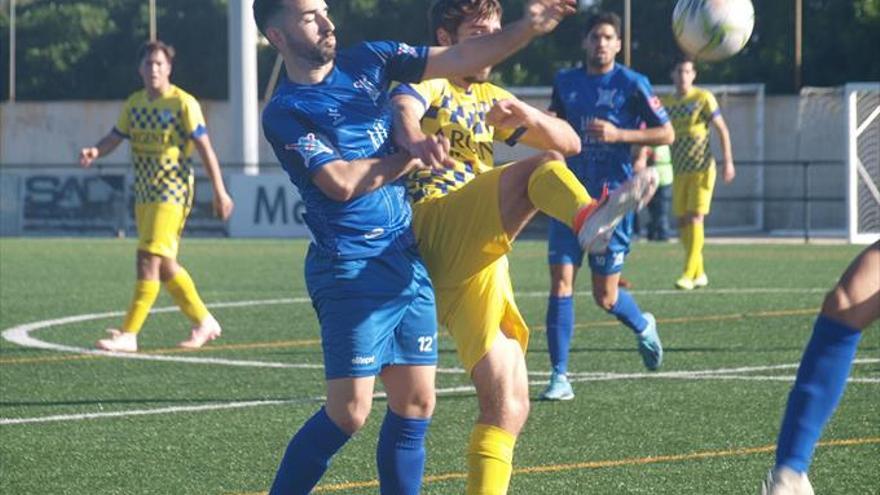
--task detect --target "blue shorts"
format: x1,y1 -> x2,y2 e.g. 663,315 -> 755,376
305,244 -> 438,379
547,211 -> 634,276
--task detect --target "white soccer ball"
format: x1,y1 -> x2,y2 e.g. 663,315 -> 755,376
672,0 -> 755,62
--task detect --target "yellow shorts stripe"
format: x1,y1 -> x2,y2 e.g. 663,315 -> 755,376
672,166 -> 717,217
135,202 -> 188,258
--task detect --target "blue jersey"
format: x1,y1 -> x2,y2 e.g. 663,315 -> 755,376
550,64 -> 668,192
262,41 -> 429,259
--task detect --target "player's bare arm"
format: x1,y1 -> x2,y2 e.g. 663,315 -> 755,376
486,98 -> 581,156
391,94 -> 455,170
78,131 -> 124,168
312,152 -> 425,202
587,119 -> 674,146
422,0 -> 576,80
193,134 -> 235,221
711,114 -> 736,183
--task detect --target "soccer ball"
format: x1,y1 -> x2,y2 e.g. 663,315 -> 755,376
672,0 -> 755,62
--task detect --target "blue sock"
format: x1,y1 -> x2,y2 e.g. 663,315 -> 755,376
376,408 -> 431,495
270,407 -> 350,495
546,295 -> 575,375
775,315 -> 862,473
608,288 -> 648,333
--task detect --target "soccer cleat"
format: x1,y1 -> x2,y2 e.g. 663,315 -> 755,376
96,329 -> 138,353
179,314 -> 222,349
575,168 -> 659,255
693,273 -> 709,288
760,467 -> 814,495
538,372 -> 575,401
675,276 -> 695,291
636,313 -> 663,370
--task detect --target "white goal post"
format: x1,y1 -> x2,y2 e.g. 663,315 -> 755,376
846,83 -> 880,244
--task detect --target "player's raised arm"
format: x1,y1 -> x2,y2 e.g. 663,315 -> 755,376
486,98 -> 581,156
78,130 -> 124,168
422,0 -> 576,80
312,153 -> 425,202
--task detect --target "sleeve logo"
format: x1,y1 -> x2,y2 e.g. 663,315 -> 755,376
285,133 -> 332,165
396,43 -> 418,57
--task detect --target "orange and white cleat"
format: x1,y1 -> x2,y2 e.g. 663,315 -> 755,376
96,329 -> 138,353
575,168 -> 659,254
178,314 -> 222,349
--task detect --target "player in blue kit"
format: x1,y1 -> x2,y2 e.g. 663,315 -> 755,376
539,12 -> 675,401
252,0 -> 576,493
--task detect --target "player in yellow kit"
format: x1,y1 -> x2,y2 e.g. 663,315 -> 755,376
390,2 -> 656,493
661,55 -> 735,290
78,40 -> 234,352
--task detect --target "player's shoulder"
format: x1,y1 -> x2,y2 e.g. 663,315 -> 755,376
692,86 -> 717,102
123,89 -> 147,107
344,40 -> 420,63
554,66 -> 583,85
614,64 -> 652,89
170,85 -> 201,108
473,81 -> 512,101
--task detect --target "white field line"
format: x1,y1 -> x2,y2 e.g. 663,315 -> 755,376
3,361 -> 878,426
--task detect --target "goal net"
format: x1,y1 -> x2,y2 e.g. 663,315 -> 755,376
846,83 -> 880,244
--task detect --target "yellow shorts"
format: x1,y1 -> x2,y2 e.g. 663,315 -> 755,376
135,202 -> 188,258
673,165 -> 717,217
411,166 -> 529,372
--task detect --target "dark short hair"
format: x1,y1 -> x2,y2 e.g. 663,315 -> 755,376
673,53 -> 695,68
253,0 -> 285,36
583,12 -> 621,39
429,0 -> 503,44
138,40 -> 175,65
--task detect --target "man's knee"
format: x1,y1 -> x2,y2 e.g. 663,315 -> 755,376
539,149 -> 566,165
593,289 -> 616,311
388,389 -> 436,419
326,397 -> 373,435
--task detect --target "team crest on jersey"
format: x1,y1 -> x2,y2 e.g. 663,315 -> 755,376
354,76 -> 382,104
285,133 -> 332,166
396,43 -> 418,57
596,88 -> 618,108
327,107 -> 345,125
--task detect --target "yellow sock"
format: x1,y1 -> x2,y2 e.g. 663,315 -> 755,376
680,223 -> 694,278
164,268 -> 209,325
466,424 -> 516,495
692,222 -> 705,277
527,160 -> 592,230
683,222 -> 704,279
121,280 -> 161,333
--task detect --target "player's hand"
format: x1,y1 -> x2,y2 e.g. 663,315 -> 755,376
524,0 -> 577,35
405,133 -> 456,171
213,190 -> 234,221
79,147 -> 99,168
487,99 -> 538,129
586,118 -> 621,143
722,161 -> 735,183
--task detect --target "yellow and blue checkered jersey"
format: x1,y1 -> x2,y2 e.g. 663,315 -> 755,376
391,79 -> 519,203
112,85 -> 207,205
660,87 -> 720,173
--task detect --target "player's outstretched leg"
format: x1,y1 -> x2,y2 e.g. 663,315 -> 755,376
761,242 -> 879,495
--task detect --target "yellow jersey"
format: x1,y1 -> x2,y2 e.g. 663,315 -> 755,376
114,85 -> 206,205
661,87 -> 720,173
395,79 -> 518,203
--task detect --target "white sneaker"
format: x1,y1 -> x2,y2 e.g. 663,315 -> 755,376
576,168 -> 659,254
694,273 -> 709,288
179,314 -> 221,349
760,467 -> 814,495
95,329 -> 138,352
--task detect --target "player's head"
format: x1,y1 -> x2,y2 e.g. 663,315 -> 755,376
253,0 -> 336,66
137,41 -> 174,93
671,54 -> 696,91
429,0 -> 502,83
582,12 -> 621,70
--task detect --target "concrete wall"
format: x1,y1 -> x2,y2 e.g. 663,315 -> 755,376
0,86 -> 853,234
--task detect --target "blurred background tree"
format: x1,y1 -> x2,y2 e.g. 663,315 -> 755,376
1,0 -> 878,100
